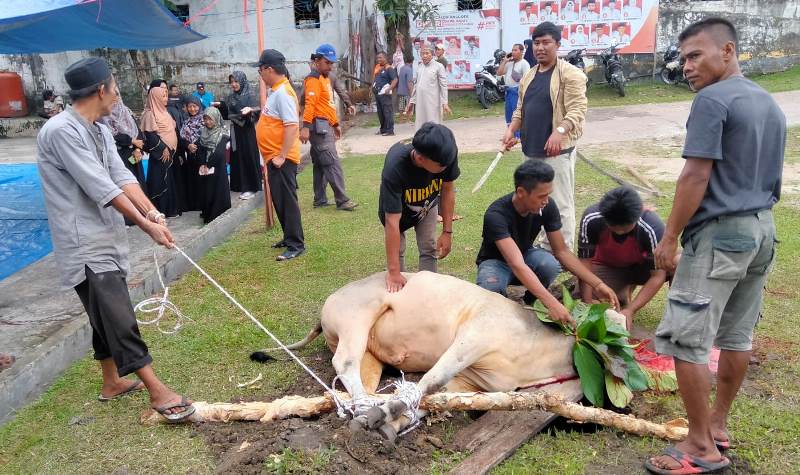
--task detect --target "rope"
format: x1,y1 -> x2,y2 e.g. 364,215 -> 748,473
377,371 -> 423,437
169,244 -> 353,417
134,249 -> 193,335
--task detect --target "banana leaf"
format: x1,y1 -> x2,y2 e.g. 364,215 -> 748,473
573,341 -> 605,406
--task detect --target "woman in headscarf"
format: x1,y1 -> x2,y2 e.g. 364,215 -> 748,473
523,38 -> 537,68
197,106 -> 231,223
98,97 -> 146,191
179,94 -> 205,212
140,85 -> 179,217
219,70 -> 262,200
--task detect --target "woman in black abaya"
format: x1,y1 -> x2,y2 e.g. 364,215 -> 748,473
178,95 -> 205,212
219,70 -> 262,200
197,107 -> 231,223
140,86 -> 179,217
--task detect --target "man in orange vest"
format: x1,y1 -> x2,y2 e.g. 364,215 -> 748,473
301,44 -> 358,211
255,49 -> 305,261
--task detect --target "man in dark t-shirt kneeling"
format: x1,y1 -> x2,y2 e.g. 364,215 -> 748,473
379,123 -> 460,292
476,160 -> 619,325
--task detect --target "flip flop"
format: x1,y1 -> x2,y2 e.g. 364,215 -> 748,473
714,438 -> 731,451
154,395 -> 196,424
97,380 -> 145,402
644,446 -> 730,474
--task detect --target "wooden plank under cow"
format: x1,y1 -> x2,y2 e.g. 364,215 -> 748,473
449,379 -> 583,475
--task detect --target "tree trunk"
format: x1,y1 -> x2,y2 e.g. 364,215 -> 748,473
140,391 -> 689,441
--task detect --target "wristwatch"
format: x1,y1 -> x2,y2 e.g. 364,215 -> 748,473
556,126 -> 566,134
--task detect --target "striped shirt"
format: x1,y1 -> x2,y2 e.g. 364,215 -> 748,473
578,203 -> 664,269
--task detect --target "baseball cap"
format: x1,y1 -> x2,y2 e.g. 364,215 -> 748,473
258,49 -> 286,68
196,82 -> 205,89
314,43 -> 337,62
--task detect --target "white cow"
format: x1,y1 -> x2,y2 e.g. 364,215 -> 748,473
254,271 -> 625,440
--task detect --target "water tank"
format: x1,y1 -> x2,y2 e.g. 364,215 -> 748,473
0,72 -> 29,118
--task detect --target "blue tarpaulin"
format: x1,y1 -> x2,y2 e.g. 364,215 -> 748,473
0,0 -> 205,54
0,164 -> 52,281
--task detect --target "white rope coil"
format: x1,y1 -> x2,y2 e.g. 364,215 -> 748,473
135,249 -> 193,334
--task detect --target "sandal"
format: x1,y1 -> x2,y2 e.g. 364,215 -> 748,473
97,380 -> 144,402
714,438 -> 731,451
645,446 -> 730,474
153,395 -> 196,423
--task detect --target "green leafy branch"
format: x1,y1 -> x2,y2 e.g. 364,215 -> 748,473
533,286 -> 677,408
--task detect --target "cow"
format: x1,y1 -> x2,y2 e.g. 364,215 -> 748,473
252,271 -> 624,441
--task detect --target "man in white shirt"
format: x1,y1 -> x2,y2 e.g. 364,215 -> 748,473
497,44 -> 531,131
581,0 -> 600,21
622,0 -> 641,19
520,3 -> 536,24
571,24 -> 588,45
602,0 -> 621,20
561,1 -> 578,21
540,2 -> 558,22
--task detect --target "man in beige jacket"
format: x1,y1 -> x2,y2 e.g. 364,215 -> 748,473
501,21 -> 587,251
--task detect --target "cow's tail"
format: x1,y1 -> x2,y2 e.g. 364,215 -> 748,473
249,322 -> 323,363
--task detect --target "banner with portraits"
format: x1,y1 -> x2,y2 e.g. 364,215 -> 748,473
501,0 -> 658,54
410,9 -> 502,89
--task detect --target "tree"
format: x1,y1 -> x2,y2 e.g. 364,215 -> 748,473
376,0 -> 439,62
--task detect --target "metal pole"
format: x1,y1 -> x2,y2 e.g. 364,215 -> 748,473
255,0 -> 275,228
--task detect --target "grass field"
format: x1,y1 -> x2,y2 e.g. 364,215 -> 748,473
1,137 -> 799,473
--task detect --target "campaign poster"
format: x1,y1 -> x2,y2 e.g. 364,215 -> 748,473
410,10 -> 502,89
501,0 -> 658,54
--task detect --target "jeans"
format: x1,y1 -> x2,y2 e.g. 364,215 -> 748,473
476,247 -> 561,297
505,87 -> 521,139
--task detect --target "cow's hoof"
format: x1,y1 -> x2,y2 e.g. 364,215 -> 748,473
348,415 -> 368,432
366,405 -> 387,430
388,399 -> 408,418
377,422 -> 398,444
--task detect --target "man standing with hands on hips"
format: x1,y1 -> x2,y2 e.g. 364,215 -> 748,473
36,57 -> 194,422
646,18 -> 784,474
502,22 -> 587,252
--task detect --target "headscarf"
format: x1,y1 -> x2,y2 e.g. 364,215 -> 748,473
179,95 -> 205,144
140,86 -> 178,151
98,98 -> 139,139
199,106 -> 225,153
523,39 -> 537,68
226,70 -> 259,125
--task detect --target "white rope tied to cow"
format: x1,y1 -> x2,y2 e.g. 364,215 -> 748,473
377,371 -> 423,436
167,244 -> 353,418
135,249 -> 193,334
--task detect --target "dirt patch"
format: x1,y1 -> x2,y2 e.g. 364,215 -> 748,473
194,351 -> 471,474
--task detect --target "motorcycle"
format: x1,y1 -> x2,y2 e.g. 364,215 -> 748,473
565,48 -> 594,86
598,43 -> 626,97
475,49 -> 506,109
660,44 -> 687,86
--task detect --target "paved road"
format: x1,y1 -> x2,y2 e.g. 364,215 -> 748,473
340,90 -> 800,155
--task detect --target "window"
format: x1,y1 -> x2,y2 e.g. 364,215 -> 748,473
457,0 -> 483,10
294,0 -> 320,29
163,1 -> 189,23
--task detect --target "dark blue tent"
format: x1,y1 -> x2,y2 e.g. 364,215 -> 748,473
0,0 -> 205,54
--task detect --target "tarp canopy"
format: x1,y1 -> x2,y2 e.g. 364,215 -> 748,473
0,0 -> 205,54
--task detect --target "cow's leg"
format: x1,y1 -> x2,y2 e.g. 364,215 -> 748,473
329,307 -> 386,415
368,330 -> 486,439
360,350 -> 384,394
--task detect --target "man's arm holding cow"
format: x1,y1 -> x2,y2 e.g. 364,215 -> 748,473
495,238 -> 574,326
437,181 -> 455,259
384,212 -> 406,292
548,229 -> 620,310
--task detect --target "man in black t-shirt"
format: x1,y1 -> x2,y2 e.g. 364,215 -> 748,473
476,160 -> 618,325
373,51 -> 399,136
578,187 -> 667,330
379,123 -> 460,292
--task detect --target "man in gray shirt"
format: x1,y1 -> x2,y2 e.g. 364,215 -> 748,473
37,57 -> 195,422
648,19 -> 785,474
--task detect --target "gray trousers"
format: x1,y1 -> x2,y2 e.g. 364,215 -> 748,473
309,127 -> 350,207
399,204 -> 439,272
525,149 -> 576,251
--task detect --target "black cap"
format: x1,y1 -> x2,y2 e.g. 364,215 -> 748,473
257,49 -> 286,68
196,81 -> 205,88
64,57 -> 112,93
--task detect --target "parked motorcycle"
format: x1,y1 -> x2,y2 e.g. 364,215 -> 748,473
660,44 -> 687,86
475,49 -> 506,109
598,43 -> 626,97
565,48 -> 593,86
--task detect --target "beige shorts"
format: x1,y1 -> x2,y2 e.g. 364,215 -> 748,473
654,210 -> 776,364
